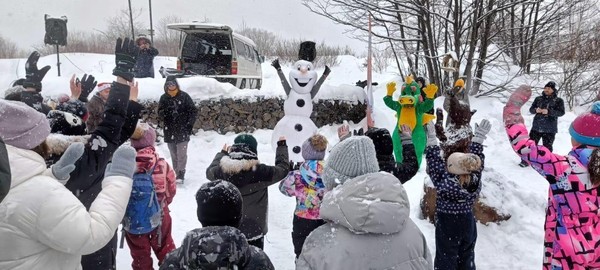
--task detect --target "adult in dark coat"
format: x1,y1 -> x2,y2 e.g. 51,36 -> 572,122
519,81 -> 565,167
160,180 -> 274,270
158,76 -> 198,181
206,135 -> 290,249
0,138 -> 10,204
60,37 -> 142,270
134,36 -> 159,78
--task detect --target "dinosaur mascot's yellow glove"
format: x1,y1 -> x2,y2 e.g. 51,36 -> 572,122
386,81 -> 396,96
422,84 -> 439,99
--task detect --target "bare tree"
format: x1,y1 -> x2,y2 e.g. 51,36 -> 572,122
154,15 -> 185,56
0,35 -> 26,58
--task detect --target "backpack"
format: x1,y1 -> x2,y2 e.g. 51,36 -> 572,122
123,162 -> 162,234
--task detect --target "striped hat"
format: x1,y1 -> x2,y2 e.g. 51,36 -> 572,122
569,101 -> 600,147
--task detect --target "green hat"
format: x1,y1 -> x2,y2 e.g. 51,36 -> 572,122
233,134 -> 257,154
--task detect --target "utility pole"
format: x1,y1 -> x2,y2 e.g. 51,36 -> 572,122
148,0 -> 154,43
128,0 -> 135,39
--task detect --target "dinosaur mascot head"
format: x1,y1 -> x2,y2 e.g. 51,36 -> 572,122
398,75 -> 422,107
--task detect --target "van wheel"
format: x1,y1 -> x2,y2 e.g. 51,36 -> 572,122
240,79 -> 246,89
256,79 -> 262,90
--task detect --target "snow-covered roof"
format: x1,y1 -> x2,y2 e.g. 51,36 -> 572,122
232,33 -> 257,47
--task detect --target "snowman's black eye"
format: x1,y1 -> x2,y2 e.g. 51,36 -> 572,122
307,66 -> 311,71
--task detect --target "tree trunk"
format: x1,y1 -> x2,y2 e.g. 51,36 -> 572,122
393,3 -> 415,74
525,0 -> 541,73
464,0 -> 483,99
471,0 -> 497,96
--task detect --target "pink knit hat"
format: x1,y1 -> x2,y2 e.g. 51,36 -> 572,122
130,123 -> 156,149
569,101 -> 600,147
0,100 -> 51,149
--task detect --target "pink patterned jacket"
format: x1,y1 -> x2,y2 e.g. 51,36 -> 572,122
279,160 -> 326,220
506,123 -> 600,269
135,146 -> 177,205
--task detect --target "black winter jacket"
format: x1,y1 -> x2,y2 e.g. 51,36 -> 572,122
0,138 -> 10,204
134,47 -> 159,78
377,143 -> 419,184
529,91 -> 565,133
65,82 -> 142,209
158,90 -> 198,143
160,226 -> 274,270
206,142 -> 290,240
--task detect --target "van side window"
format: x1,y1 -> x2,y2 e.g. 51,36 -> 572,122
245,44 -> 254,61
254,49 -> 260,63
235,40 -> 246,59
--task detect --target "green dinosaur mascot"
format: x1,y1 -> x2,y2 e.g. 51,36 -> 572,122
383,75 -> 437,166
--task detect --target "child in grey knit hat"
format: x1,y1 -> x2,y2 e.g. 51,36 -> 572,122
279,134 -> 328,258
297,135 -> 432,269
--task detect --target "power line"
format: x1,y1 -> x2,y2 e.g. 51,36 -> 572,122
60,53 -> 86,73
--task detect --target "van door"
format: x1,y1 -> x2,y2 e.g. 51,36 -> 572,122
168,23 -> 234,77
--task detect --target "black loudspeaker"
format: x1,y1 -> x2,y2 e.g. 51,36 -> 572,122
298,41 -> 316,62
44,15 -> 68,46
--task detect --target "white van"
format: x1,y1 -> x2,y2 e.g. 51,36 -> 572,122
165,22 -> 263,89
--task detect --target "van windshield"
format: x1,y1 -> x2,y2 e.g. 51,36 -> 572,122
181,32 -> 232,75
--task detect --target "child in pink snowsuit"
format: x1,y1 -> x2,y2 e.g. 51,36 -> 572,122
504,85 -> 600,270
279,134 -> 328,258
126,124 -> 177,269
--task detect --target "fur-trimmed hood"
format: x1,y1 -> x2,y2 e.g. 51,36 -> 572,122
219,155 -> 261,175
45,133 -> 91,156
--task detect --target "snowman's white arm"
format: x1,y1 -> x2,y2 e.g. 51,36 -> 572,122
276,68 -> 292,95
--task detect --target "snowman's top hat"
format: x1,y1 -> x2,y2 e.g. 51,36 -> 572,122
299,41 -> 317,62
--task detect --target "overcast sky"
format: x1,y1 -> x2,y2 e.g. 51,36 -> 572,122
0,0 -> 366,54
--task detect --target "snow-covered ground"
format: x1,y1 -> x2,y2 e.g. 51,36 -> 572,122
0,53 -> 577,269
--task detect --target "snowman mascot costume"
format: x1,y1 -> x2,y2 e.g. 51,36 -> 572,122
271,41 -> 331,162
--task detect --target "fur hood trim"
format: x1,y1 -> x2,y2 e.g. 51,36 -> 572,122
45,133 -> 91,156
220,155 -> 260,174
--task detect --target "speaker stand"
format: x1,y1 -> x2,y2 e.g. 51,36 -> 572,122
55,44 -> 61,77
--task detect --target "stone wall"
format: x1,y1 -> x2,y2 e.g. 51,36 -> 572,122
139,97 -> 367,134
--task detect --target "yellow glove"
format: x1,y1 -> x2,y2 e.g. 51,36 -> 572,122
423,84 -> 438,99
386,81 -> 396,96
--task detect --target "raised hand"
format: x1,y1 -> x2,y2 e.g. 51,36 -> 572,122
386,81 -> 396,96
70,74 -> 82,99
399,124 -> 413,144
425,122 -> 438,146
503,85 -> 532,126
472,119 -> 492,144
337,124 -> 350,141
128,80 -> 139,101
271,59 -> 281,70
435,108 -> 447,142
423,84 -> 438,99
79,74 -> 97,102
51,142 -> 84,181
112,37 -> 139,82
323,65 -> 331,76
23,51 -> 51,92
104,145 -> 137,179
